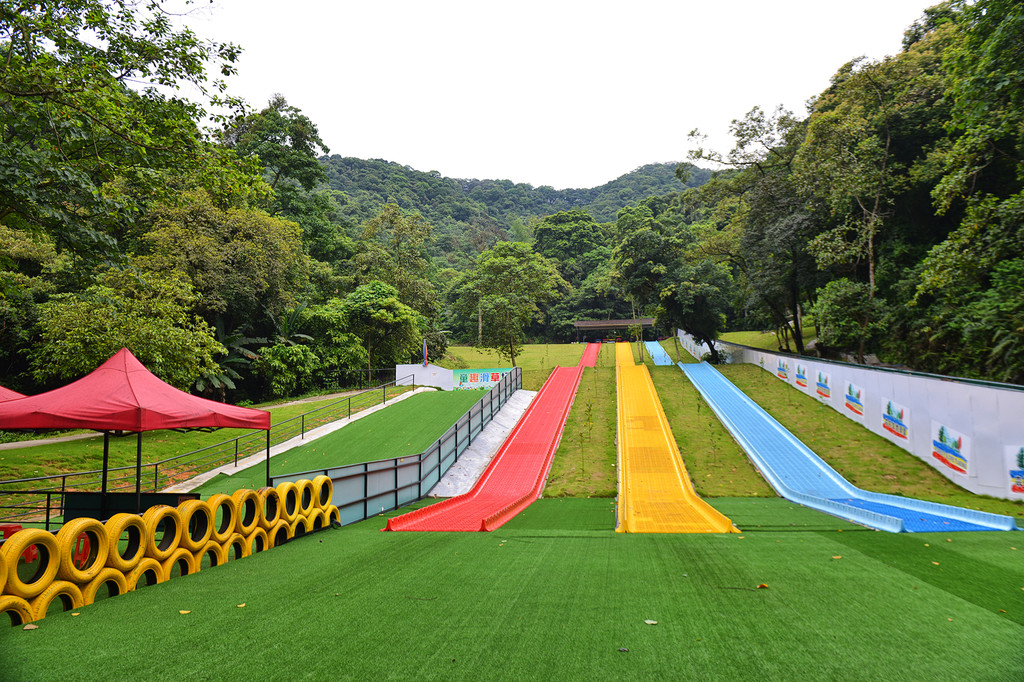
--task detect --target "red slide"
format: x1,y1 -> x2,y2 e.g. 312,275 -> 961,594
385,343 -> 600,532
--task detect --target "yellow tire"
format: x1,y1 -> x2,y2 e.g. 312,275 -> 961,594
29,580 -> 83,620
256,486 -> 282,530
243,527 -> 269,556
81,567 -> 128,606
192,540 -> 227,571
312,475 -> 333,509
0,545 -> 6,595
266,520 -> 292,549
275,481 -> 299,523
223,533 -> 248,561
324,505 -> 341,527
176,499 -> 213,553
142,506 -> 182,561
231,489 -> 260,536
307,508 -> 327,532
1,528 -> 59,599
296,478 -> 316,517
205,494 -> 236,544
125,557 -> 165,591
55,518 -> 109,584
0,595 -> 34,626
161,547 -> 197,580
288,515 -> 311,540
104,513 -> 146,573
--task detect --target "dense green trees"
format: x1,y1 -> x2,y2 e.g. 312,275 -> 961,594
2,0 -> 1022,406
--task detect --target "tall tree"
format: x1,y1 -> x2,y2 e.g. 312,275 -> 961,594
460,242 -> 565,366
0,0 -> 243,257
341,281 -> 421,376
219,94 -> 329,195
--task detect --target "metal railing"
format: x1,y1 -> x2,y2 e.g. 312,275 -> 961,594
271,367 -> 523,527
0,376 -> 414,529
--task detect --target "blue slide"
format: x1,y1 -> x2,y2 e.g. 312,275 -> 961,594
679,362 -> 1018,533
644,341 -> 675,366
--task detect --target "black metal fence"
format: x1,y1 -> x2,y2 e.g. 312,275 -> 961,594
0,376 -> 413,529
271,367 -> 523,527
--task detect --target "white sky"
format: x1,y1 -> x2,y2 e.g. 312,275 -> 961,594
183,0 -> 935,189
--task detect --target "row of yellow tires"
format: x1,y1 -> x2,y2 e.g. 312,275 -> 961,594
0,476 -> 335,625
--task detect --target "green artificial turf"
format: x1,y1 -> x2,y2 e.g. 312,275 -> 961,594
2,499 -> 1021,680
191,389 -> 488,496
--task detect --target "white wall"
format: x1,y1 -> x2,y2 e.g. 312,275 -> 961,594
395,364 -> 453,391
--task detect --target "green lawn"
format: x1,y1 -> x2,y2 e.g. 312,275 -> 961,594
720,324 -> 816,351
192,389 -> 488,496
3,498 -> 1021,680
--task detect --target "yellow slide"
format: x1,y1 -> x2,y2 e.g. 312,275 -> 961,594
615,343 -> 737,533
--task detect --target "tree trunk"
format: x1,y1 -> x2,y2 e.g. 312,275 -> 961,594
509,337 -> 516,367
477,301 -> 483,345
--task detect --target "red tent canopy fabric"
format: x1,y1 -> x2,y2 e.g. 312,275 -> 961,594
0,385 -> 25,402
0,348 -> 269,432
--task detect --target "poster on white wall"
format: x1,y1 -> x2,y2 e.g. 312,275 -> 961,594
844,382 -> 864,419
795,363 -> 809,389
881,399 -> 910,441
776,359 -> 789,381
1008,446 -> 1024,497
815,370 -> 832,402
931,421 -> 970,476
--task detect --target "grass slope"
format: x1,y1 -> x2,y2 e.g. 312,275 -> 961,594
545,344 -> 617,498
193,390 -> 487,496
3,499 -> 1021,680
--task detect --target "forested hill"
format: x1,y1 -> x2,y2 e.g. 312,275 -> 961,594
321,156 -> 710,228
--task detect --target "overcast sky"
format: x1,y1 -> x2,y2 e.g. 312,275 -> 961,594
185,0 -> 935,189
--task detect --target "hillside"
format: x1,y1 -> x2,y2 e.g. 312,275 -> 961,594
320,157 -> 711,265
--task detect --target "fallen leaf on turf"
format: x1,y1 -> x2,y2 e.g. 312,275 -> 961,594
832,556 -> 842,560
71,613 -> 80,617
946,539 -> 952,542
757,584 -> 769,589
644,620 -> 658,625
932,561 -> 940,565
1000,610 -> 1007,613
237,603 -> 246,608
924,543 -> 930,547
618,648 -> 629,653
179,610 -> 191,615
23,624 -> 38,630
948,618 -> 953,621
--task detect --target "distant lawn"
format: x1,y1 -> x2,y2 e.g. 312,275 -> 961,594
720,325 -> 815,352
193,389 -> 487,496
3,498 -> 1021,680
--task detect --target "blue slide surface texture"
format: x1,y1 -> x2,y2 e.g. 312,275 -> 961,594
644,341 -> 674,366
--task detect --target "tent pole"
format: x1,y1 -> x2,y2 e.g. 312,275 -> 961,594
265,430 -> 271,487
135,431 -> 143,514
101,432 -> 110,519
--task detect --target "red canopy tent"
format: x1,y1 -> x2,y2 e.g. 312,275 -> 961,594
0,385 -> 25,402
0,348 -> 270,515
